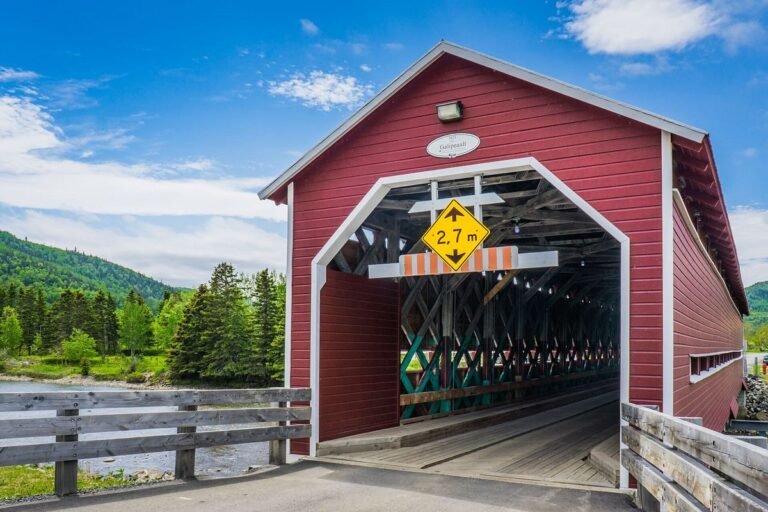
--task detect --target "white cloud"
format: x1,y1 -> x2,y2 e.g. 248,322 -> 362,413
730,206 -> 768,286
300,18 -> 319,35
721,20 -> 765,54
350,43 -> 367,55
170,158 -> 217,172
383,42 -> 404,51
268,71 -> 373,111
587,72 -> 624,92
741,147 -> 759,158
0,94 -> 284,221
0,67 -> 40,82
618,56 -> 673,76
562,0 -> 765,55
360,64 -> 372,72
48,77 -> 112,109
66,126 -> 136,151
0,210 -> 286,287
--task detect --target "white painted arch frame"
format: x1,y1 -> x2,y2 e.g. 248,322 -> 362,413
307,157 -> 631,486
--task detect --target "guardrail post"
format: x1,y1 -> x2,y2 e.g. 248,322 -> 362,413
54,408 -> 79,496
269,401 -> 287,465
175,405 -> 197,480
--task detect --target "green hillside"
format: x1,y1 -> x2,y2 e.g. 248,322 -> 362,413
746,281 -> 768,336
0,230 -> 175,307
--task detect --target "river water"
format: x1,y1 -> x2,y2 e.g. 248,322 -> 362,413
0,381 -> 269,477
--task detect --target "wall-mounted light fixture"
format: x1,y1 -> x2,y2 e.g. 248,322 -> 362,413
436,100 -> 463,122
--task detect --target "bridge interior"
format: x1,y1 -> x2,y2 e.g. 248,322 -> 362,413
322,168 -> 622,488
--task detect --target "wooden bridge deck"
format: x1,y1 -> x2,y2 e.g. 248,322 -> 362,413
318,391 -> 619,489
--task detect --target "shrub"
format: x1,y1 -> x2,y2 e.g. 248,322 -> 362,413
80,358 -> 90,376
125,372 -> 145,384
62,330 -> 98,363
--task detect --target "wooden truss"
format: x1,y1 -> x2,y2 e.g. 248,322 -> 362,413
329,171 -> 620,421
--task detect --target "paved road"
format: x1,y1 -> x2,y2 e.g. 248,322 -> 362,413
2,461 -> 635,512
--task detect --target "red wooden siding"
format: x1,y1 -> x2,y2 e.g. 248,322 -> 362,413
289,54 -> 665,451
319,270 -> 400,441
672,201 -> 743,430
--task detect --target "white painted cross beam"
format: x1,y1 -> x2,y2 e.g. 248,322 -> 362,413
408,192 -> 505,214
368,247 -> 558,279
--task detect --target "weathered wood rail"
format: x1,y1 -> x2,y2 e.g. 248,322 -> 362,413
621,402 -> 768,512
0,388 -> 311,496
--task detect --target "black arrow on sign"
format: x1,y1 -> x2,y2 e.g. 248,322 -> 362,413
446,249 -> 465,264
445,206 -> 464,222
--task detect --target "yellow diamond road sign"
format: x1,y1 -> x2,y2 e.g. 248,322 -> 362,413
421,199 -> 491,271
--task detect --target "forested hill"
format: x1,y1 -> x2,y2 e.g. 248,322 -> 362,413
0,230 -> 175,306
746,281 -> 768,332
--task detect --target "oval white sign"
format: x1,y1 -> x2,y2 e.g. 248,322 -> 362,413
426,133 -> 480,159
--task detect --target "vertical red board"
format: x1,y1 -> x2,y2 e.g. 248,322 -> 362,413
319,270 -> 400,441
672,201 -> 743,430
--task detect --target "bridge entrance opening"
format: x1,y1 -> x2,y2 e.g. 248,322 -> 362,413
314,162 -> 624,489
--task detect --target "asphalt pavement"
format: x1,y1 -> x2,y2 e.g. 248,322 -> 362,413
1,461 -> 636,512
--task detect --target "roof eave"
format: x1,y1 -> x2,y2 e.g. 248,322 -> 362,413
259,40 -> 709,201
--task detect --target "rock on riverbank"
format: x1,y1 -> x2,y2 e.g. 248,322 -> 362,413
745,374 -> 768,420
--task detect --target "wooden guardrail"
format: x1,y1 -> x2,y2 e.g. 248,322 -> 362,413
621,402 -> 768,512
0,388 -> 311,496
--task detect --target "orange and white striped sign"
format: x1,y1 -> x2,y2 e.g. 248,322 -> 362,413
400,245 -> 518,277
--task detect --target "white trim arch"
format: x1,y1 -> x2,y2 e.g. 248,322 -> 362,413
307,157 -> 631,487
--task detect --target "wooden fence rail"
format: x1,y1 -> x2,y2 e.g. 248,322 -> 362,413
0,387 -> 311,496
621,402 -> 768,512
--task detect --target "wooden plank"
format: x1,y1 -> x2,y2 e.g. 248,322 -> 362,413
0,407 -> 311,439
400,369 -> 617,405
622,402 -> 768,497
175,405 -> 197,480
0,388 -> 311,412
621,449 -> 706,512
482,270 -> 518,305
0,424 -> 312,466
54,409 -> 78,497
622,426 -> 768,512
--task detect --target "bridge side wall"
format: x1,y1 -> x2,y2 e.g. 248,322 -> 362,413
672,199 -> 743,430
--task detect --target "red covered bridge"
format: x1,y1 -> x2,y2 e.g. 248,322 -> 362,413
259,42 -> 748,490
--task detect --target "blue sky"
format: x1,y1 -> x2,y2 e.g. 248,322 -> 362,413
0,1 -> 767,286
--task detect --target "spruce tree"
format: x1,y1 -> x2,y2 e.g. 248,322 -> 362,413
92,290 -> 119,355
266,274 -> 286,385
168,285 -> 212,381
252,269 -> 276,376
201,263 -> 260,382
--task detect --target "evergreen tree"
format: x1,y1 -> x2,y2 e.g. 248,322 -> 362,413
168,285 -> 213,380
201,263 -> 260,382
91,290 -> 119,355
252,270 -> 276,373
49,290 -> 93,346
266,275 -> 286,385
33,289 -> 48,350
119,289 -> 153,358
17,287 -> 36,354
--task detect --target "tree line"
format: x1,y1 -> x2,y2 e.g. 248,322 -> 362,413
0,262 -> 286,385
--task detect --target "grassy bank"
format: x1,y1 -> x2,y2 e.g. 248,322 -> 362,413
1,355 -> 167,385
0,466 -> 130,500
